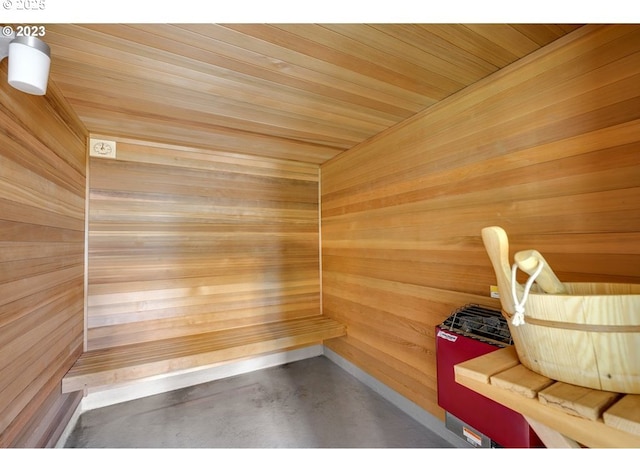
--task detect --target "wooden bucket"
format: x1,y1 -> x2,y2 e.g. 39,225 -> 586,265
482,226 -> 640,394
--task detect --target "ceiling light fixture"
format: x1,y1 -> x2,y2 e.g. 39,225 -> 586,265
0,29 -> 51,96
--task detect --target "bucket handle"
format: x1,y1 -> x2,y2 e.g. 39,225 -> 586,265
510,259 -> 544,326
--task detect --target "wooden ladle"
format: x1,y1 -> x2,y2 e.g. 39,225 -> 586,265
514,249 -> 567,294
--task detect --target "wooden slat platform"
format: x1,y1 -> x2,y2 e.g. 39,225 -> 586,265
455,346 -> 640,448
62,316 -> 345,393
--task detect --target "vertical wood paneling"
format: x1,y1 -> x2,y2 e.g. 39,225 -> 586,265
87,138 -> 320,350
0,67 -> 87,446
321,25 -> 640,420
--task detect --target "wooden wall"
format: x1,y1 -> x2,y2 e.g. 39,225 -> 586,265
321,24 -> 640,420
0,68 -> 87,445
86,138 -> 320,350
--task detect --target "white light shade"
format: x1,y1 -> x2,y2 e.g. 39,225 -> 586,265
8,36 -> 51,96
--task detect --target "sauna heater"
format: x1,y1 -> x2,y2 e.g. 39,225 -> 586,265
436,304 -> 543,448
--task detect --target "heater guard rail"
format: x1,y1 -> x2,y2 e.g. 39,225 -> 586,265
455,346 -> 640,448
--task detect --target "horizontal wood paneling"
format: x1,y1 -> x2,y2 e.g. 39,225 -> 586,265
0,68 -> 87,446
45,24 -> 579,164
87,138 -> 321,350
320,25 -> 640,420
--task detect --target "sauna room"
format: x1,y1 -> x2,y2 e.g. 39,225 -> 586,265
1,19 -> 639,448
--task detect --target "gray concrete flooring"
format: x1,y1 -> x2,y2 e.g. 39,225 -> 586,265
65,355 -> 453,448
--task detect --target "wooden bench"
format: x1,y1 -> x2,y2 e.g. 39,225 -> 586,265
455,346 -> 640,448
62,316 -> 345,393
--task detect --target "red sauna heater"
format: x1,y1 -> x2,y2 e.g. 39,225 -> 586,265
436,304 -> 543,448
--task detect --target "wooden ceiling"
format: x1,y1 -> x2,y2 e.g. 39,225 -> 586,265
45,24 -> 581,164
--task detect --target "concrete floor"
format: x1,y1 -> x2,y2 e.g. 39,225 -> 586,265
64,356 -> 454,448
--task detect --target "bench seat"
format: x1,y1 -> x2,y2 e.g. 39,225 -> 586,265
62,316 -> 345,393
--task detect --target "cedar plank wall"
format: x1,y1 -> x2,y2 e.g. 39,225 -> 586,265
86,140 -> 320,350
0,68 -> 87,445
321,24 -> 640,420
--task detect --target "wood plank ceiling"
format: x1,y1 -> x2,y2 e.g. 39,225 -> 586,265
45,24 -> 581,164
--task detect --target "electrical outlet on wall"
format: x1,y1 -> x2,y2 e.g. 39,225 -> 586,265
89,138 -> 117,159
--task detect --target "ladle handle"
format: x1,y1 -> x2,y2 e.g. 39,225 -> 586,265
514,249 -> 567,294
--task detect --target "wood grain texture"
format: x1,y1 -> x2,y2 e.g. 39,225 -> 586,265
321,24 -> 640,421
86,138 -> 321,350
454,346 -> 519,384
490,364 -> 554,399
63,316 -> 345,392
43,24 -> 578,164
538,382 -> 620,421
0,68 -> 87,446
603,395 -> 640,436
455,347 -> 640,447
524,418 -> 581,449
